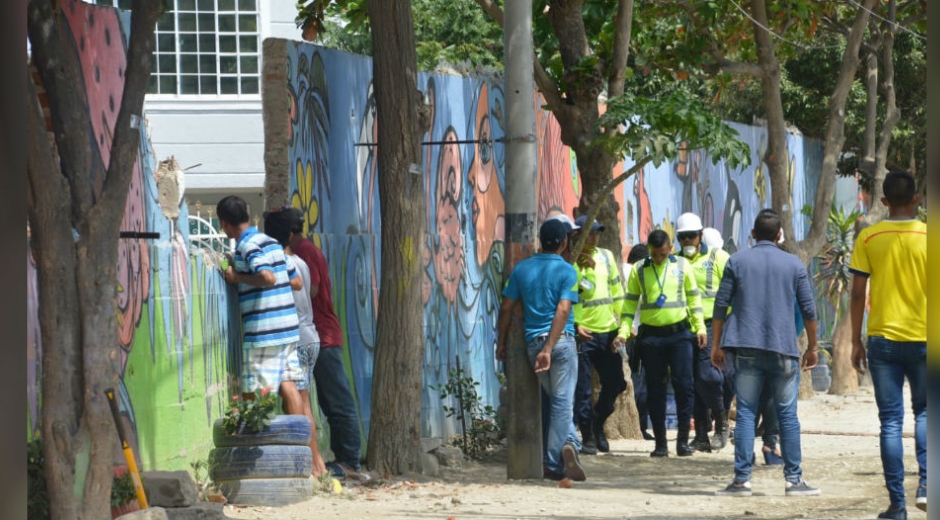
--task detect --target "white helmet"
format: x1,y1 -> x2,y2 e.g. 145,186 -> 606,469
545,213 -> 580,233
676,213 -> 704,233
702,227 -> 723,249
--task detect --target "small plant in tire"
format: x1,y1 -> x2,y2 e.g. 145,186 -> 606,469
223,388 -> 278,435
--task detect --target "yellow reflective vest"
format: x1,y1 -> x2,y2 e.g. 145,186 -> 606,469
573,247 -> 625,333
619,254 -> 705,337
684,245 -> 730,320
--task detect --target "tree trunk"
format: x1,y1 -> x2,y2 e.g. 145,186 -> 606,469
797,331 -> 815,400
863,1 -> 901,225
828,305 -> 858,395
27,1 -> 163,517
365,0 -> 430,476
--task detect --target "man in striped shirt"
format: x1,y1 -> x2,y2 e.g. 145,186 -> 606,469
218,196 -> 305,415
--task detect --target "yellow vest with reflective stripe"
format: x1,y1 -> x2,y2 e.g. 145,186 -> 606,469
685,245 -> 730,320
619,255 -> 705,337
573,247 -> 625,333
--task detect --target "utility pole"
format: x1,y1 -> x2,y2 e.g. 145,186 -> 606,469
502,0 -> 542,480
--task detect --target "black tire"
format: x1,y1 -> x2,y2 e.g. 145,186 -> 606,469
209,445 -> 312,481
215,478 -> 312,506
213,415 -> 311,447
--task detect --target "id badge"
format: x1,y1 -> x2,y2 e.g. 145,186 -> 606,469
655,294 -> 667,308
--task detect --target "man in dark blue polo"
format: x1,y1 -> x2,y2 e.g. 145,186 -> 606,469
711,209 -> 821,497
496,218 -> 586,482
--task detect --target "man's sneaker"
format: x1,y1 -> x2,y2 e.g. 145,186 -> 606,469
785,478 -> 821,496
715,480 -> 752,497
579,438 -> 598,455
542,468 -> 565,481
561,443 -> 586,481
877,505 -> 907,520
915,484 -> 926,512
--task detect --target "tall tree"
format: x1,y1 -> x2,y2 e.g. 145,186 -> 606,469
365,0 -> 432,475
26,0 -> 163,518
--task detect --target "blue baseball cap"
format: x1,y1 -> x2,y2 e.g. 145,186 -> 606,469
574,215 -> 605,232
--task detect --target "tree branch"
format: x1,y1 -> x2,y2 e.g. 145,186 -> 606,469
27,0 -> 95,223
92,0 -> 163,224
606,0 -> 635,100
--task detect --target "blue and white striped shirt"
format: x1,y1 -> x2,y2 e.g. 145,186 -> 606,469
234,227 -> 300,348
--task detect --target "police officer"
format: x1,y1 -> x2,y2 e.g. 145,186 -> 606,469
570,215 -> 628,455
676,213 -> 732,452
617,229 -> 706,457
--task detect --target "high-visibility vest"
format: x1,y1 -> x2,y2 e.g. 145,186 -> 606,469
685,245 -> 730,320
573,247 -> 625,333
619,254 -> 705,337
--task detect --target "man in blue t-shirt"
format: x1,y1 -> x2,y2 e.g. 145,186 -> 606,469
496,218 -> 586,482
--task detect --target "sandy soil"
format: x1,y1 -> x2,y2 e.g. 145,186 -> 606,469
225,388 -> 925,520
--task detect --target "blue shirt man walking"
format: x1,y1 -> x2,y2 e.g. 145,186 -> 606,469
711,209 -> 821,497
496,218 -> 586,482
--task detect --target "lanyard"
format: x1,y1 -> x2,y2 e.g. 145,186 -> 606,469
650,260 -> 667,295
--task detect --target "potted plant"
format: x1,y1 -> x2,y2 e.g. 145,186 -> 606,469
222,388 -> 279,436
110,472 -> 140,519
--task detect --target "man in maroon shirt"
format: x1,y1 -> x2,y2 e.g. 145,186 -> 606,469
285,209 -> 363,477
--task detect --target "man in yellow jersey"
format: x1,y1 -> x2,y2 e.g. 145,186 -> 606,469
849,171 -> 927,520
617,229 -> 706,457
570,215 -> 628,455
676,213 -> 732,453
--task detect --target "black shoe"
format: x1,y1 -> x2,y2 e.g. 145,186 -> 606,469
877,505 -> 907,520
580,439 -> 598,455
690,436 -> 712,453
676,442 -> 694,457
650,445 -> 668,457
543,468 -> 565,481
641,430 -> 655,441
596,430 -> 609,453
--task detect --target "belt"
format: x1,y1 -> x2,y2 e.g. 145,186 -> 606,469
638,321 -> 689,337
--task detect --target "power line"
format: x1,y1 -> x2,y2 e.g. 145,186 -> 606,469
726,0 -> 843,50
840,0 -> 927,41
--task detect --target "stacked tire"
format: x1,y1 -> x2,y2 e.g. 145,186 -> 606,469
210,414 -> 313,506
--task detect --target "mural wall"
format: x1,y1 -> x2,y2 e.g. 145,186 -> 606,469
27,0 -> 234,472
274,41 -> 857,441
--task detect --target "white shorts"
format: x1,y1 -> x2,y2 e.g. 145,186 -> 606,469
241,343 -> 304,393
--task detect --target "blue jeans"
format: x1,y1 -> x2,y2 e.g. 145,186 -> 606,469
574,330 -> 627,427
867,336 -> 927,507
312,346 -> 362,470
731,347 -> 803,484
529,334 -> 581,474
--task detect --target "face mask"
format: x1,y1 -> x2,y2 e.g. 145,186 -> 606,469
682,245 -> 698,257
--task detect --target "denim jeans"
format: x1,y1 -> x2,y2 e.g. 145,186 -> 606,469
867,336 -> 927,507
312,346 -> 362,470
528,334 -> 581,474
693,321 -> 725,429
731,347 -> 803,484
574,330 -> 627,427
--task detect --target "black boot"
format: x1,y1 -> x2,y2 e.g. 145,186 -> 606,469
690,419 -> 712,453
594,418 -> 610,453
579,423 -> 598,455
650,429 -> 668,457
711,410 -> 730,451
676,426 -> 694,457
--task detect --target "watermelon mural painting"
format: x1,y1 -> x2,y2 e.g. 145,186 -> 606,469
27,0 -> 233,472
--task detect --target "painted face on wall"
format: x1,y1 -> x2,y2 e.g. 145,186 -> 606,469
468,83 -> 505,267
434,129 -> 465,304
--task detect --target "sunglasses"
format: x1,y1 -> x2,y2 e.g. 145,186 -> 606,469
677,231 -> 699,241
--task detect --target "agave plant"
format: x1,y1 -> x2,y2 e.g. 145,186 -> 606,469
814,205 -> 860,317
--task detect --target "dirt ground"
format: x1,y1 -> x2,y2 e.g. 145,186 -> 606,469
225,388 -> 925,520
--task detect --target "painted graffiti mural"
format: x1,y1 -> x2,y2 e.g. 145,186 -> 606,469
281,43 -> 856,440
27,0 -> 232,472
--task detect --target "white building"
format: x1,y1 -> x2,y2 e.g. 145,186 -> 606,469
99,0 -> 307,217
